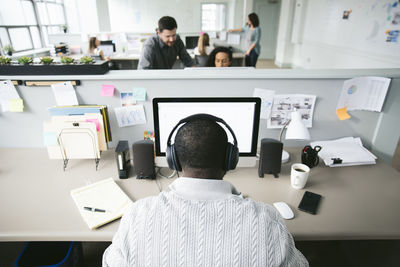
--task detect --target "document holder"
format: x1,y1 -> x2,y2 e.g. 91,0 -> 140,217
44,121 -> 101,171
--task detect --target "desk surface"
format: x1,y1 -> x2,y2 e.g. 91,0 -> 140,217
1,147 -> 399,242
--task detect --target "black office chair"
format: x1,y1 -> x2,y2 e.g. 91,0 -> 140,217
195,55 -> 209,67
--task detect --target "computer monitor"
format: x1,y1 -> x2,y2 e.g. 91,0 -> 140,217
100,40 -> 116,51
185,36 -> 199,49
153,97 -> 261,167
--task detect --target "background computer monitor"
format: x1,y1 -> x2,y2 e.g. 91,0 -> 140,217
153,97 -> 261,167
100,40 -> 116,51
185,36 -> 199,49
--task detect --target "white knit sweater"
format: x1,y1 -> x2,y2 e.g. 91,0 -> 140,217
103,178 -> 308,267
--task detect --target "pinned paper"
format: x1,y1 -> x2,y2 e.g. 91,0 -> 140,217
114,105 -> 146,127
253,88 -> 275,119
336,107 -> 351,120
101,84 -> 115,97
133,88 -> 146,101
219,31 -> 227,41
120,92 -> 136,106
51,82 -> 78,106
86,119 -> 100,132
0,80 -> 20,112
9,98 -> 24,112
43,132 -> 58,146
227,33 -> 240,45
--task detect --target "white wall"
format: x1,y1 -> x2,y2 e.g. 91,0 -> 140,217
276,0 -> 400,69
106,0 -> 245,33
64,0 -> 99,34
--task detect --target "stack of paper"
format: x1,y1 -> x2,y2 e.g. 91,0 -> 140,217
310,137 -> 377,167
71,178 -> 133,230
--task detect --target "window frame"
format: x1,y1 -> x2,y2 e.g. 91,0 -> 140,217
0,0 -> 67,53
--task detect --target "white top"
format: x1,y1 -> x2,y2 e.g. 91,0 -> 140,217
193,46 -> 213,56
102,177 -> 308,266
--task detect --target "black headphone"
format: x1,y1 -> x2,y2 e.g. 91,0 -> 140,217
166,114 -> 239,172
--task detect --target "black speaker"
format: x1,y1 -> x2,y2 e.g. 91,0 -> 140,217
258,138 -> 283,178
132,140 -> 156,179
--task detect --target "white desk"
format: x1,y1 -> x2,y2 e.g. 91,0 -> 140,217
0,147 -> 399,242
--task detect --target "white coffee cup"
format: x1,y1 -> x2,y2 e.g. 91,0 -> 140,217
290,163 -> 310,189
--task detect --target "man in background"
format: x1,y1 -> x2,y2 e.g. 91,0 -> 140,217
138,16 -> 194,69
103,114 -> 308,266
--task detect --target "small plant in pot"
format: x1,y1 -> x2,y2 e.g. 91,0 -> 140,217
18,56 -> 33,65
60,56 -> 75,64
80,56 -> 94,64
0,56 -> 11,65
3,45 -> 14,56
40,56 -> 54,65
62,25 -> 68,33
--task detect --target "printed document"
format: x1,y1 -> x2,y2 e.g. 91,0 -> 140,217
268,94 -> 316,128
310,137 -> 377,167
337,77 -> 391,112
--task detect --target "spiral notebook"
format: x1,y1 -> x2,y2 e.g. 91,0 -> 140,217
71,178 -> 133,230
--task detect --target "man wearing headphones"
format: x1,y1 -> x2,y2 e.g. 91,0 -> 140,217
103,114 -> 308,266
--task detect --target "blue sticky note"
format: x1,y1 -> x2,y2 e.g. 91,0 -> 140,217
132,88 -> 147,102
43,132 -> 58,146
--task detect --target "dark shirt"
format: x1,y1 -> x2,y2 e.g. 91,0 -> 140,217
138,34 -> 195,69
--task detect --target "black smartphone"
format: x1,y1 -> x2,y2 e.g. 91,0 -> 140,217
298,191 -> 322,214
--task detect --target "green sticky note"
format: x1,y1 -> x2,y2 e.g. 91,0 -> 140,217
133,88 -> 146,102
9,98 -> 24,112
43,132 -> 58,146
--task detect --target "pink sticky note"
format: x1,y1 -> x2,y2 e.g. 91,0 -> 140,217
86,119 -> 100,132
101,84 -> 115,96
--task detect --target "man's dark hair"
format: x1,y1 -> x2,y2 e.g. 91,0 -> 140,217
206,46 -> 233,67
174,119 -> 228,172
248,13 -> 259,27
158,16 -> 178,32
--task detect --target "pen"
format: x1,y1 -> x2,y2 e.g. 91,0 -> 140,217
84,206 -> 106,212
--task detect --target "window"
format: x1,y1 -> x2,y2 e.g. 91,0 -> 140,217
0,0 -> 66,52
201,3 -> 226,32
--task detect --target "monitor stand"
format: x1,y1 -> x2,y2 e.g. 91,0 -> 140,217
155,156 -> 257,168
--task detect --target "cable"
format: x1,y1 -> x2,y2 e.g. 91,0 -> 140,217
155,177 -> 162,192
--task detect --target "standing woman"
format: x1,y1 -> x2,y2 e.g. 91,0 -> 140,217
229,13 -> 261,67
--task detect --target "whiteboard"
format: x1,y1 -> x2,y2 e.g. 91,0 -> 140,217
302,0 -> 400,57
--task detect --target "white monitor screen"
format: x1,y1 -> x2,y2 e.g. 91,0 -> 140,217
153,98 -> 261,156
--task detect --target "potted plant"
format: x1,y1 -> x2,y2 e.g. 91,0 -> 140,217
80,56 -> 95,64
62,25 -> 68,33
3,45 -> 14,56
0,56 -> 11,65
18,56 -> 33,65
40,56 -> 54,65
60,56 -> 75,64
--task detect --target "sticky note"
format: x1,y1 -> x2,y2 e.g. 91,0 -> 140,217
86,119 -> 100,132
43,132 -> 58,146
336,107 -> 351,120
101,84 -> 115,97
132,88 -> 146,101
9,98 -> 24,112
